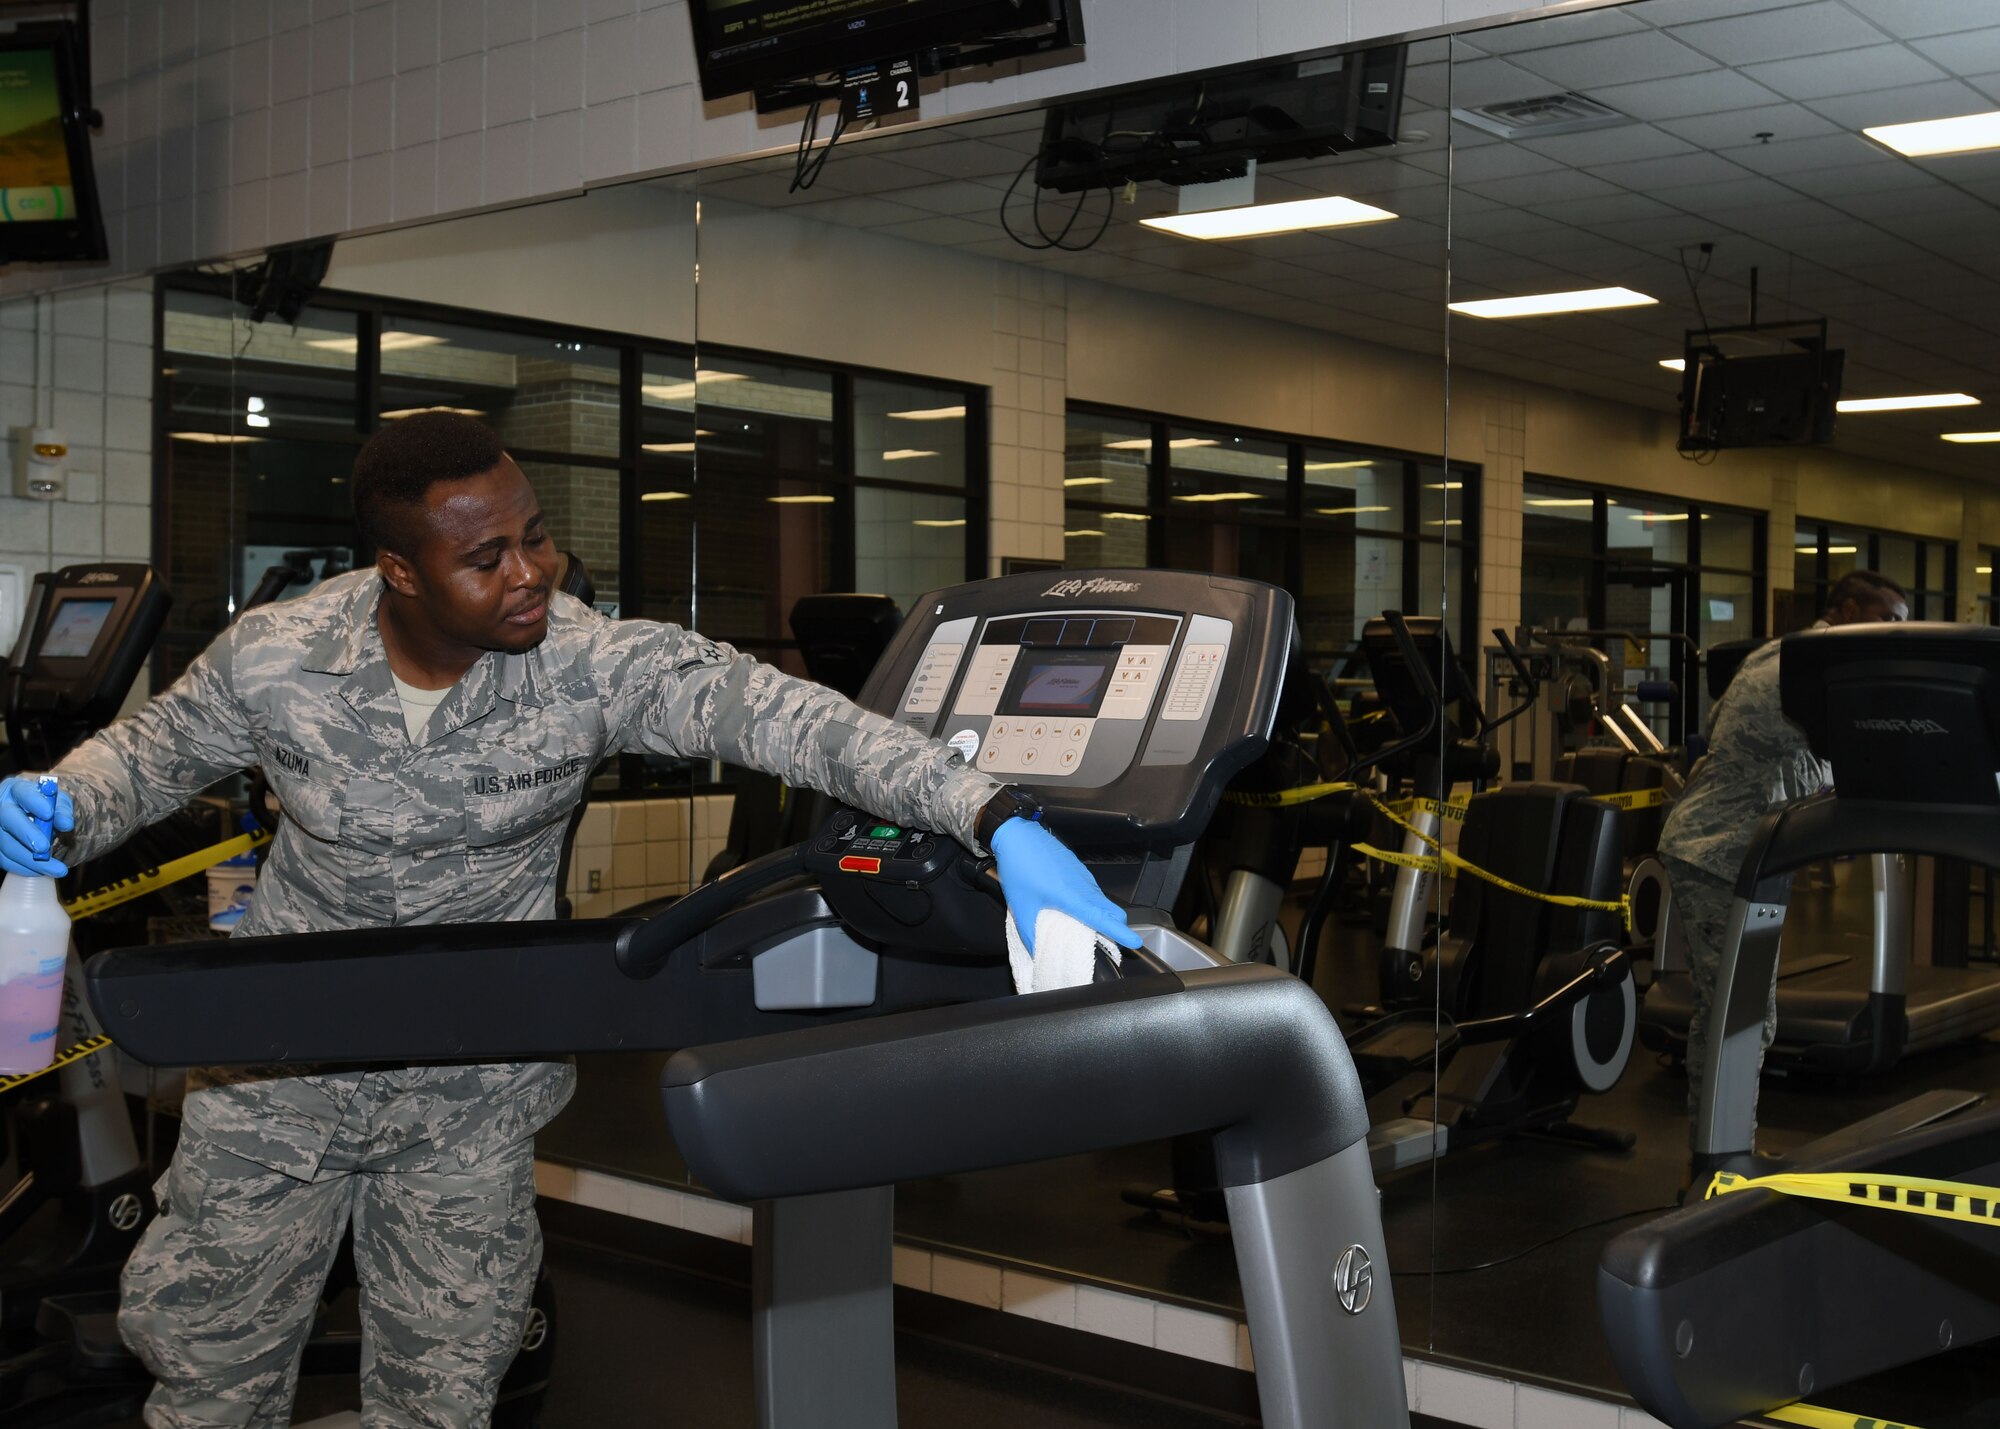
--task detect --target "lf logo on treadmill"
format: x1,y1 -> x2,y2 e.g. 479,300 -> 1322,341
1333,1245 -> 1373,1314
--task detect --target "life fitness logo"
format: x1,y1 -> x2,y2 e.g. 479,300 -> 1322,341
1041,577 -> 1141,598
1853,718 -> 1949,735
79,571 -> 119,585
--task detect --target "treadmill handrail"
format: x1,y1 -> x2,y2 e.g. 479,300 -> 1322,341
616,842 -> 811,979
1731,795 -> 2000,900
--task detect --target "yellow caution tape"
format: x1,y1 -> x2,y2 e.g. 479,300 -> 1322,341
1591,785 -> 1673,812
63,829 -> 270,922
0,1033 -> 114,1094
1708,1169 -> 2000,1230
1222,780 -> 1361,809
1767,1404 -> 1925,1429
1380,793 -> 1472,823
1363,795 -> 1633,930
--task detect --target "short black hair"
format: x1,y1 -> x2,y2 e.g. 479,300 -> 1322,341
352,411 -> 509,554
1825,569 -> 1908,614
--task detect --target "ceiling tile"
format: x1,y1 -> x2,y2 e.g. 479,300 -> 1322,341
1440,55 -> 1564,110
1531,192 -> 1687,228
1455,6 -> 1652,54
1460,167 -> 1623,206
1740,44 -> 1950,102
1804,78 -> 1998,127
1657,101 -> 1842,147
1585,67 -> 1785,120
1910,26 -> 2000,77
1587,150 -> 1762,191
1723,130 -> 1892,173
1777,160 -> 1945,199
1505,31 -> 1722,90
1840,0 -> 2000,41
1423,140 -> 1573,182
1669,3 -> 1890,65
1514,124 -> 1698,167
1655,173 -> 1797,208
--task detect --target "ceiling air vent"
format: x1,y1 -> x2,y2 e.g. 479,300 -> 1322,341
1452,93 -> 1633,141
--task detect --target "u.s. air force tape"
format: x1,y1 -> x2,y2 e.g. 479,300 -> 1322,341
62,828 -> 272,922
0,1034 -> 114,1094
1708,1169 -> 2000,1230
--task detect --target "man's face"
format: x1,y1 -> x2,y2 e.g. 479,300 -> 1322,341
384,457 -> 561,654
1831,586 -> 1910,627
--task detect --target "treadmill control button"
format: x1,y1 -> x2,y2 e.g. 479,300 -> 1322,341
838,855 -> 882,874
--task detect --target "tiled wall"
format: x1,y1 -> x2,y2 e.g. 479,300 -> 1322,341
532,1158 -> 1679,1429
987,267 -> 1068,572
1480,396 -> 1527,643
562,791 -> 735,917
0,284 -> 156,698
0,0 -> 1576,302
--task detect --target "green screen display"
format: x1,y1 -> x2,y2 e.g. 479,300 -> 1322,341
0,49 -> 76,224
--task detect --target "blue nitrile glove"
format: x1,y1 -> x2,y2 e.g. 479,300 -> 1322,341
989,816 -> 1139,957
0,775 -> 75,878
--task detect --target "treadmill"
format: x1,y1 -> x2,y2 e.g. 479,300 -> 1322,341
81,569 -> 1412,1429
1599,623 -> 2000,1429
1642,631 -> 2000,1074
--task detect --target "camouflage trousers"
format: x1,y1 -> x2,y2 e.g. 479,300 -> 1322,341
119,1069 -> 541,1429
1666,855 -> 1779,1144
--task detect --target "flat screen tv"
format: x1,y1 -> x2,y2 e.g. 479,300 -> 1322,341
1677,345 -> 1843,453
686,0 -> 1080,104
0,23 -> 107,265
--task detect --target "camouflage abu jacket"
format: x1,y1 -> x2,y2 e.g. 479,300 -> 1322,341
1659,634 -> 1830,884
57,570 -> 1001,1177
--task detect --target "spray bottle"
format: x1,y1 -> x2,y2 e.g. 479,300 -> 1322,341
0,777 -> 74,1073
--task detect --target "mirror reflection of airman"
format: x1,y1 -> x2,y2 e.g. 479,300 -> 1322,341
56,568 -> 1002,1427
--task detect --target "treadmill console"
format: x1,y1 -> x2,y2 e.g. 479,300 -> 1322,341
862,569 -> 1292,849
4,564 -> 170,764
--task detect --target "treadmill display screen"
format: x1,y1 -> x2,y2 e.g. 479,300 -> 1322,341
1012,659 -> 1110,714
40,597 -> 114,659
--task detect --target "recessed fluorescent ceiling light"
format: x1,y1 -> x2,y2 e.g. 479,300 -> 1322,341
1306,460 -> 1375,471
642,372 -> 749,403
1317,505 -> 1392,516
643,442 -> 697,454
1425,481 -> 1464,490
1065,529 -> 1105,538
768,494 -> 836,504
912,518 -> 966,528
1979,565 -> 1993,575
887,406 -> 966,420
1105,512 -> 1150,521
308,331 -> 447,354
381,406 -> 485,419
1141,195 -> 1399,240
1631,512 -> 1692,521
1659,358 -> 1686,371
882,449 -> 939,461
1797,545 -> 1860,555
1174,491 -> 1262,503
1865,109 -> 2000,158
1104,437 -> 1216,451
641,491 -> 690,502
1449,286 -> 1657,319
170,431 -> 262,443
1064,476 -> 1112,487
1529,498 -> 1595,507
1426,518 -> 1463,527
1943,431 -> 2000,443
1838,393 -> 1979,412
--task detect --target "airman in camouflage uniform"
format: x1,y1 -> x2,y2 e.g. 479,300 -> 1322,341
53,417 -> 1031,1425
1659,571 -> 1907,1148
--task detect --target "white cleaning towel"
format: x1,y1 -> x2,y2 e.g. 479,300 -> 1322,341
1006,907 -> 1107,994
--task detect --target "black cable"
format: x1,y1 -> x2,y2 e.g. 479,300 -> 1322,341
784,98 -> 848,195
1392,1203 -> 1679,1277
1678,243 -> 1714,340
998,148 -> 1115,252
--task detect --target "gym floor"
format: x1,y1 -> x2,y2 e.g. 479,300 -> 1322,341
539,856 -> 2000,1426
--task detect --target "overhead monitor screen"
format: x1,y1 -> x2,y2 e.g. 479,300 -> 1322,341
0,48 -> 76,224
40,597 -> 113,659
1015,661 -> 1108,713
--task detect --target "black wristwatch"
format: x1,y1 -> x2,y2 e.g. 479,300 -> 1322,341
976,785 -> 1044,849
